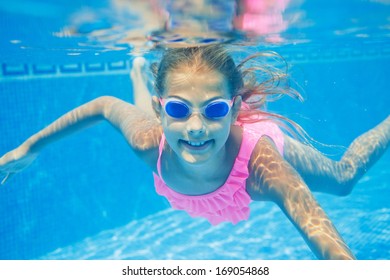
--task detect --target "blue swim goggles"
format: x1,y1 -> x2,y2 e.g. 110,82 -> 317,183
160,97 -> 234,120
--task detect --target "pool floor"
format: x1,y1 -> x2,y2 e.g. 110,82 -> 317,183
42,157 -> 390,260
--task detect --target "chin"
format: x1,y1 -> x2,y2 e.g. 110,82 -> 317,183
180,152 -> 212,165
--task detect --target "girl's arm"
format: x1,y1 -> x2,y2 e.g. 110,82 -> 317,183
246,136 -> 355,260
0,96 -> 161,184
283,115 -> 390,196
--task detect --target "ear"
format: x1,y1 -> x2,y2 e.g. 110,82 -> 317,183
231,95 -> 242,123
152,96 -> 162,122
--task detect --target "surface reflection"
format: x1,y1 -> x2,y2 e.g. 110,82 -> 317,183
234,0 -> 293,43
61,0 -> 304,52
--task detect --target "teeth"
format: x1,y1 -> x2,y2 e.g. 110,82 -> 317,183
187,141 -> 206,146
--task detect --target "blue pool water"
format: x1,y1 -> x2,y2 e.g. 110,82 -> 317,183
0,0 -> 389,260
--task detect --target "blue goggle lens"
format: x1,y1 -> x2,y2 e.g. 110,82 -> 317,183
164,101 -> 190,118
204,102 -> 230,118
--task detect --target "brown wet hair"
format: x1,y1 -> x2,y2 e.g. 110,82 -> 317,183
152,45 -> 309,142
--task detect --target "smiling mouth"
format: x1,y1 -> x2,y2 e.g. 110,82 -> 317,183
180,139 -> 213,150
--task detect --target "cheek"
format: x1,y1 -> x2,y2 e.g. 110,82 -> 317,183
161,115 -> 232,140
210,120 -> 232,140
162,117 -> 185,132
161,118 -> 185,144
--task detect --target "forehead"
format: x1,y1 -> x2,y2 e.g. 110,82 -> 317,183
164,67 -> 230,101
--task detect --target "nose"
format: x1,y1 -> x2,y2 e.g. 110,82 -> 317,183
186,113 -> 206,136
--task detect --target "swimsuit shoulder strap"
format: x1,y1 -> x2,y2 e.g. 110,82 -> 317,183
156,133 -> 166,177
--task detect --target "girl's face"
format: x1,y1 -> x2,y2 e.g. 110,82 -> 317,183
154,66 -> 240,165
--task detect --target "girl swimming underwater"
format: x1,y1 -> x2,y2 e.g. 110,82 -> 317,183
0,45 -> 389,260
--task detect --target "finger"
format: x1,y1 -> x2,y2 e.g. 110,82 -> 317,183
1,173 -> 14,185
133,56 -> 146,68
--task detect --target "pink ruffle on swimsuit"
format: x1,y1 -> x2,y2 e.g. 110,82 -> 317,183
153,119 -> 284,226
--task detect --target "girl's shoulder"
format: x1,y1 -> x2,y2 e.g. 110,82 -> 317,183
237,119 -> 285,156
128,114 -> 162,171
246,135 -> 286,200
106,97 -> 162,169
130,115 -> 162,151
236,120 -> 286,200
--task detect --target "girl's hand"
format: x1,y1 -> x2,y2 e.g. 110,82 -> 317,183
0,144 -> 38,185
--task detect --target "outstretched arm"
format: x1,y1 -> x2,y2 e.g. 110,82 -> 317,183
23,96 -> 109,153
283,115 -> 390,196
0,96 -> 161,184
247,136 -> 355,260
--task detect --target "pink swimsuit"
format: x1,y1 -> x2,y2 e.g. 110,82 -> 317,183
153,119 -> 284,225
